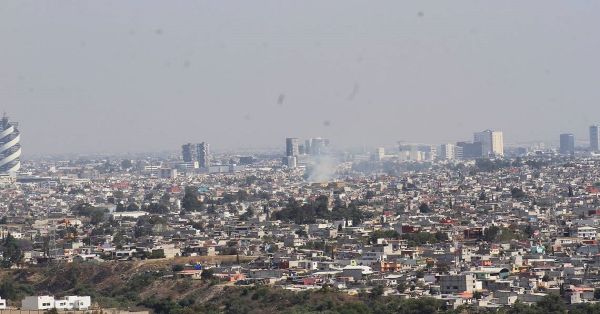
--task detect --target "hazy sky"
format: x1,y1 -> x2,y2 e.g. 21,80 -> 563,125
2,1 -> 600,155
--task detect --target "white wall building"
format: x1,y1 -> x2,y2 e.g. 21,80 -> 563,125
576,226 -> 597,240
439,144 -> 456,160
21,295 -> 91,310
22,296 -> 55,310
65,296 -> 92,310
474,130 -> 504,157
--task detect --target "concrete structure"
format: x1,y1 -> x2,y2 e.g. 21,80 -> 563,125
576,226 -> 597,240
64,296 -> 91,310
181,142 -> 210,168
308,138 -> 329,156
286,138 -> 300,157
438,274 -> 477,294
0,114 -> 21,175
474,130 -> 503,157
559,133 -> 575,155
21,296 -> 55,310
439,144 -> 456,160
197,142 -> 210,168
283,156 -> 297,168
181,143 -> 197,163
590,125 -> 600,152
374,147 -> 385,161
456,141 -> 482,159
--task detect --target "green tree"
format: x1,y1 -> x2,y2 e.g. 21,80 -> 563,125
182,187 -> 203,211
419,203 -> 432,213
201,269 -> 214,280
370,285 -> 384,298
1,233 -> 23,268
511,187 -> 527,199
536,294 -> 567,313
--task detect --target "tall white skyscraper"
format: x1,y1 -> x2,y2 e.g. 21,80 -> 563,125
474,130 -> 504,157
0,114 -> 21,175
590,125 -> 600,152
375,147 -> 385,161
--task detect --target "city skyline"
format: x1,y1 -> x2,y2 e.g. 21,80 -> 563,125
4,2 -> 600,312
3,1 -> 600,154
6,108 -> 600,157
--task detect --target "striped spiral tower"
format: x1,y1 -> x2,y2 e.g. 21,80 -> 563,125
0,113 -> 21,175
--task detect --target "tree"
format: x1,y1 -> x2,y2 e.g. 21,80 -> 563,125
1,234 -> 23,268
594,288 -> 600,300
542,274 -> 550,282
365,190 -> 376,199
511,187 -> 526,199
295,229 -> 308,238
536,294 -> 567,313
483,226 -> 500,242
434,232 -> 449,242
419,203 -> 432,213
201,269 -> 214,280
397,282 -> 407,293
182,187 -> 203,211
370,285 -> 384,298
172,264 -> 184,272
126,203 -> 140,212
89,208 -> 106,225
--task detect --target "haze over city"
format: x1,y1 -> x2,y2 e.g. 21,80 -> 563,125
3,1 -> 600,155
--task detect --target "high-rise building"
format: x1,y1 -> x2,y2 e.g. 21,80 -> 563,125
374,147 -> 385,161
474,130 -> 504,157
439,144 -> 456,160
282,156 -> 297,168
559,133 -> 575,155
197,142 -> 210,168
590,125 -> 600,152
309,138 -> 329,155
398,144 -> 435,161
181,142 -> 210,168
304,139 -> 311,155
286,138 -> 300,157
456,141 -> 483,159
181,143 -> 198,163
0,114 -> 21,175
455,145 -> 464,160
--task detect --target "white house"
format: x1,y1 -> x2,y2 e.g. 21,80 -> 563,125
576,226 -> 597,240
22,296 -> 55,310
21,295 -> 91,310
0,297 -> 6,309
54,298 -> 70,310
65,296 -> 91,310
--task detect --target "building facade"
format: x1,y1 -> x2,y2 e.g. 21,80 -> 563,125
590,125 -> 600,152
0,114 -> 21,175
439,144 -> 456,160
181,142 -> 210,168
286,138 -> 300,157
474,130 -> 504,157
181,143 -> 197,163
197,142 -> 210,168
560,133 -> 575,155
